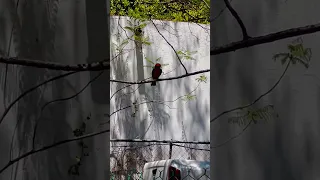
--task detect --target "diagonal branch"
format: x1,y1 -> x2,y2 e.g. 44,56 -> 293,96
110,69 -> 209,84
150,20 -> 188,74
109,100 -> 177,117
212,119 -> 253,148
0,57 -> 110,71
0,72 -> 78,127
32,71 -> 105,149
211,59 -> 291,123
223,0 -> 250,39
211,22 -> 320,55
0,129 -> 109,174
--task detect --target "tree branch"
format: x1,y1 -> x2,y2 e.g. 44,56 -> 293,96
212,119 -> 253,148
150,20 -> 188,74
109,100 -> 177,117
0,129 -> 109,174
0,57 -> 110,71
211,59 -> 291,123
0,72 -> 78,126
110,69 -> 209,84
32,71 -> 105,149
223,0 -> 249,39
211,22 -> 320,55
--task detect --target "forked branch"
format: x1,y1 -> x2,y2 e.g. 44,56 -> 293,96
223,0 -> 250,39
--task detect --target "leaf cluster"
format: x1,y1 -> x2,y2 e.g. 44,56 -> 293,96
110,0 -> 210,24
273,38 -> 312,68
68,114 -> 91,176
228,105 -> 278,126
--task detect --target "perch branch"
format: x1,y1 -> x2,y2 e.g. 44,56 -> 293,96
110,69 -> 209,84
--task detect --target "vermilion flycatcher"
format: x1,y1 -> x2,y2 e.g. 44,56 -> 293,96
151,63 -> 162,86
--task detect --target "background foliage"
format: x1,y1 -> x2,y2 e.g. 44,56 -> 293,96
110,0 -> 210,24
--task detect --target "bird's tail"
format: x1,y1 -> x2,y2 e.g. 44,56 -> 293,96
151,81 -> 156,86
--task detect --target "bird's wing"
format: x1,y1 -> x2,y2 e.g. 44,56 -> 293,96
152,68 -> 155,77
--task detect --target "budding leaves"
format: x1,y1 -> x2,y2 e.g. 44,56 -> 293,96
273,38 -> 312,69
177,50 -> 197,61
196,75 -> 207,83
68,114 -> 91,176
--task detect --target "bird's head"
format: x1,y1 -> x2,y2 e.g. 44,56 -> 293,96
155,63 -> 161,68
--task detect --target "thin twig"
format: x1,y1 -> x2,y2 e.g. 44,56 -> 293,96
211,120 -> 253,148
110,69 -> 209,84
211,59 -> 291,123
150,19 -> 188,74
0,129 -> 109,174
211,0 -> 234,23
223,0 -> 250,39
109,100 -> 177,117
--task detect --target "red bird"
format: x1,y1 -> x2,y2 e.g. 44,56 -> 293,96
151,63 -> 162,86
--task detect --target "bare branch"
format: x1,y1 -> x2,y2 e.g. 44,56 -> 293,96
0,72 -> 78,127
110,139 -> 209,144
110,84 -> 135,100
211,0 -> 234,23
0,129 -> 109,174
211,119 -> 253,148
0,57 -> 110,71
110,69 -> 209,84
223,0 -> 250,39
109,82 -> 201,117
150,20 -> 188,74
32,71 -> 105,149
211,22 -> 320,55
109,100 -> 177,117
211,59 -> 291,123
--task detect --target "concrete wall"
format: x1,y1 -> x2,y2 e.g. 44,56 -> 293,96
110,16 -> 210,165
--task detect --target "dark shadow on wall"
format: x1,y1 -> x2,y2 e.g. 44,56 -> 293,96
257,78 -> 296,180
85,0 -> 110,179
14,1 -> 75,180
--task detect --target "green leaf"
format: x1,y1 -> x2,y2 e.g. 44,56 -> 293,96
196,75 -> 207,83
143,41 -> 151,45
183,94 -> 196,101
145,57 -> 155,65
138,23 -> 147,29
124,26 -> 135,32
75,156 -> 81,162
